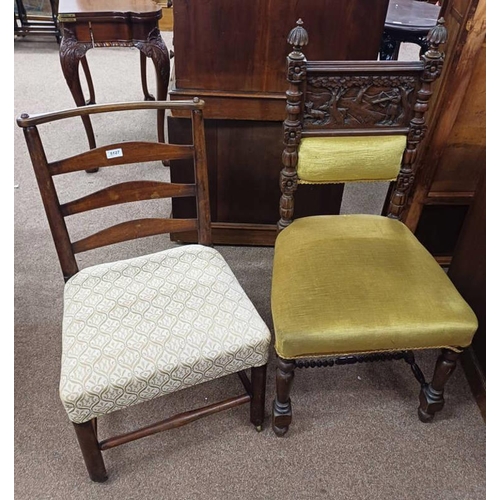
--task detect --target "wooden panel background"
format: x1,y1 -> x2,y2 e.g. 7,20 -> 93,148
172,0 -> 390,94
169,0 -> 393,244
168,117 -> 344,237
403,0 -> 485,263
430,44 -> 485,193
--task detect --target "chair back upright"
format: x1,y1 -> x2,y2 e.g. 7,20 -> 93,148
279,18 -> 448,231
17,100 -> 210,281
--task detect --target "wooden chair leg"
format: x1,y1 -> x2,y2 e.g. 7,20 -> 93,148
250,364 -> 267,431
418,348 -> 461,423
272,357 -> 295,436
80,56 -> 96,105
73,419 -> 108,482
140,51 -> 155,101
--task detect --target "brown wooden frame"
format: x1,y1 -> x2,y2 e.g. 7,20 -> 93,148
273,20 -> 462,436
17,100 -> 267,482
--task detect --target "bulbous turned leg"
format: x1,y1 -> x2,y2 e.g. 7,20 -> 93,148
250,364 -> 267,431
418,348 -> 461,423
272,357 -> 295,436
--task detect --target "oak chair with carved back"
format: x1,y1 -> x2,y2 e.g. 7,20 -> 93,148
271,19 -> 478,435
17,100 -> 271,481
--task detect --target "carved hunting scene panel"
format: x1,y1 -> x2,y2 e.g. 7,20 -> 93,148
303,74 -> 419,129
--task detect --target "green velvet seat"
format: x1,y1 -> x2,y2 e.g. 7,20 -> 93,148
272,214 -> 477,360
297,136 -> 406,184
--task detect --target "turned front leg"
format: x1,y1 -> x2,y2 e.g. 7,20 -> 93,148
418,348 -> 461,423
272,357 -> 295,436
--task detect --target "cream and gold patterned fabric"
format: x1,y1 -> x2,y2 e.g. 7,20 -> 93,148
297,136 -> 407,183
60,245 -> 271,424
272,215 -> 478,359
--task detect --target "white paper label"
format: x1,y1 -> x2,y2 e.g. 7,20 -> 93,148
106,148 -> 123,159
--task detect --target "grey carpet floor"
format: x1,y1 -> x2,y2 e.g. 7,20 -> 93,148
14,33 -> 485,499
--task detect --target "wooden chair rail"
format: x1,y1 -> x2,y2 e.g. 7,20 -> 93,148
72,218 -> 198,254
305,60 -> 424,73
49,142 -> 195,175
16,100 -> 205,128
71,364 -> 267,481
301,128 -> 411,137
61,181 -> 196,217
98,393 -> 251,451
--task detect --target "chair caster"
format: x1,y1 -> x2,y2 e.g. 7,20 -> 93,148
85,168 -> 99,173
254,425 -> 263,432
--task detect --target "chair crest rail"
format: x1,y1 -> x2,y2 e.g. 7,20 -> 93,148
16,99 -> 205,127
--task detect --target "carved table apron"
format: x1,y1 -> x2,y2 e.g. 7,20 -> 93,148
58,0 -> 170,155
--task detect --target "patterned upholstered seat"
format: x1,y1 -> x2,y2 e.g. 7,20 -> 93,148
61,245 -> 271,424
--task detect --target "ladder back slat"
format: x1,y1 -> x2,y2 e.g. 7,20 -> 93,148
72,218 -> 198,254
61,181 -> 196,216
50,142 -> 194,175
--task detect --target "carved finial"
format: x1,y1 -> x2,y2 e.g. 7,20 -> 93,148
287,19 -> 309,51
20,113 -> 29,119
426,17 -> 447,47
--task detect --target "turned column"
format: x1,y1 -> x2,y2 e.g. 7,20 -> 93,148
388,18 -> 448,220
278,19 -> 309,232
272,358 -> 296,436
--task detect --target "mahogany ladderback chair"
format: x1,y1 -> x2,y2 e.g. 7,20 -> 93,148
17,100 -> 271,482
271,19 -> 477,435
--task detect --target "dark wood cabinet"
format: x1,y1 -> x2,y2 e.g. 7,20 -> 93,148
171,0 -> 389,96
168,0 -> 390,245
167,117 -> 345,245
